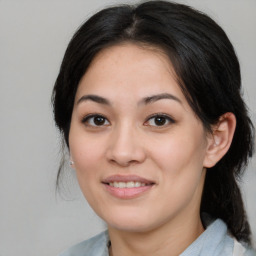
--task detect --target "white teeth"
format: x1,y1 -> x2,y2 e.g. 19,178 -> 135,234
127,181 -> 134,188
119,182 -> 126,188
135,182 -> 140,187
109,181 -> 147,188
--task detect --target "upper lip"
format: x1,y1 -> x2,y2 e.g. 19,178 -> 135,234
102,175 -> 155,185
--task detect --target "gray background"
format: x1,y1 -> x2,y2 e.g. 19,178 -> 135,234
0,0 -> 255,255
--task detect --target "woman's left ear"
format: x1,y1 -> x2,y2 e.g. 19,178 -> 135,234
203,112 -> 236,168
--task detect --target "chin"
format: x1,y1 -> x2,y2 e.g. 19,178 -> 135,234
108,220 -> 153,233
101,209 -> 162,233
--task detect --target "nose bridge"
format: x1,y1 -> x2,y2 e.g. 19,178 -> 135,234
106,121 -> 145,166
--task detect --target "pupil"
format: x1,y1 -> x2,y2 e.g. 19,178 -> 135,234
155,117 -> 166,126
94,116 -> 105,125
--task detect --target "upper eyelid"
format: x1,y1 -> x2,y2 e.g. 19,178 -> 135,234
82,113 -> 107,120
82,113 -> 110,124
146,113 -> 175,121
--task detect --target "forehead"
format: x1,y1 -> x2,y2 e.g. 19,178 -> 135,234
76,43 -> 185,101
88,42 -> 175,75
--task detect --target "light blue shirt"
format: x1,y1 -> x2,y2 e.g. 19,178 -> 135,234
59,218 -> 255,256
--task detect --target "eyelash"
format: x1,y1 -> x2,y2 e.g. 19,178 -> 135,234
144,113 -> 175,127
82,114 -> 110,127
81,113 -> 175,128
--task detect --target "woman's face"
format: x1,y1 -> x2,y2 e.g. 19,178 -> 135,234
69,43 -> 211,233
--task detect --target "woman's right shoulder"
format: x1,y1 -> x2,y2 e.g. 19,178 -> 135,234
58,231 -> 109,256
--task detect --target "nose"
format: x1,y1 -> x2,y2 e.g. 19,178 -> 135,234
106,124 -> 146,167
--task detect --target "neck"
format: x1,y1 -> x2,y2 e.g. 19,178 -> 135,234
108,213 -> 204,256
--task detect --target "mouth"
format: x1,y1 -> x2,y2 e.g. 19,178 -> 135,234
102,175 -> 155,199
108,181 -> 150,188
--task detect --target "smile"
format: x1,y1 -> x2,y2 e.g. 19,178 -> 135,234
102,175 -> 155,199
109,181 -> 148,188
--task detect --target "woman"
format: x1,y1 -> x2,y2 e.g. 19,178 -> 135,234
52,1 -> 255,255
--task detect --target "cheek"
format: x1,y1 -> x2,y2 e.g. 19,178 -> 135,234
149,131 -> 207,176
72,143 -> 99,167
69,135 -> 105,202
151,134 -> 207,210
69,130 -> 105,179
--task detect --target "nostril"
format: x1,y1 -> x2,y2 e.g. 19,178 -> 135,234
109,158 -> 141,167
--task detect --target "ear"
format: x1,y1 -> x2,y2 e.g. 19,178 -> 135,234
203,112 -> 236,168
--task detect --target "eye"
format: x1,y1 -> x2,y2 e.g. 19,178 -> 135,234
144,114 -> 175,127
82,114 -> 110,127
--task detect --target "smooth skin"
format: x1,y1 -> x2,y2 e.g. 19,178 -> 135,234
69,43 -> 236,256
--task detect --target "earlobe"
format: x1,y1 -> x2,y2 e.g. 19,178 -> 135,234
69,154 -> 75,168
203,112 -> 236,168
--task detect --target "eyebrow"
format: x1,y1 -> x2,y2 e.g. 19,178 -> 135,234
141,93 -> 182,105
76,93 -> 182,106
77,95 -> 110,105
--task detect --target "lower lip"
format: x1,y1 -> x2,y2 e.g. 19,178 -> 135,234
103,184 -> 153,199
